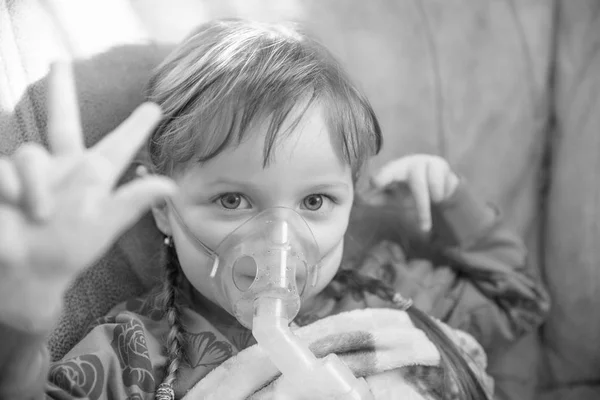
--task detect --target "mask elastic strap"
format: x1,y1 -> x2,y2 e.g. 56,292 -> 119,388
166,198 -> 220,277
134,164 -> 221,275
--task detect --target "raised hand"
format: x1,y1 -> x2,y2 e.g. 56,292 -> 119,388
0,61 -> 176,331
369,155 -> 459,232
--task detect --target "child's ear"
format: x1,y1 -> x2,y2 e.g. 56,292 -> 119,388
151,201 -> 173,236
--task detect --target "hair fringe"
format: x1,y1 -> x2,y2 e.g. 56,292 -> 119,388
145,18 -> 382,181
333,269 -> 491,400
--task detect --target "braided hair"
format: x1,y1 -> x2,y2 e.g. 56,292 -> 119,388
155,237 -> 185,400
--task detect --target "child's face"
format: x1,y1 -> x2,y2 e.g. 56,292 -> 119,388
153,103 -> 354,313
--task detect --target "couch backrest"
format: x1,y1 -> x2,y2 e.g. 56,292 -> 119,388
540,2 -> 600,399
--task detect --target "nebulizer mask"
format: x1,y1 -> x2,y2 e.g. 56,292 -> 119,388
168,202 -> 373,399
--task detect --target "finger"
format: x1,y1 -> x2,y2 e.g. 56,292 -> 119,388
426,161 -> 448,204
47,61 -> 84,155
13,143 -> 53,220
107,175 -> 177,230
0,158 -> 22,205
92,103 -> 162,183
369,158 -> 410,189
406,164 -> 431,231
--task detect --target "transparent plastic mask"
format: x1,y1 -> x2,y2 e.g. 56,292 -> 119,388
209,207 -> 320,329
168,201 -> 320,330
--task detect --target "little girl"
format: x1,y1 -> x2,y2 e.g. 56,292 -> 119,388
0,19 -> 547,400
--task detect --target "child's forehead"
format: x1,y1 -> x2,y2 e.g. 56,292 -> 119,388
244,103 -> 330,153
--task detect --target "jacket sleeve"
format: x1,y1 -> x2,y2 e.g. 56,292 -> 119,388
0,312 -> 162,400
425,179 -> 550,351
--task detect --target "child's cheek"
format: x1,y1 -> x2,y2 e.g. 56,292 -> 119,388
312,238 -> 345,295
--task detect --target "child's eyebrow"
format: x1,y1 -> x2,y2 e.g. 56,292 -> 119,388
205,178 -> 253,188
204,179 -> 350,194
307,182 -> 350,192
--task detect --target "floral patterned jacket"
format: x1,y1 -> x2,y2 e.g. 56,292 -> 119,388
42,299 -> 494,399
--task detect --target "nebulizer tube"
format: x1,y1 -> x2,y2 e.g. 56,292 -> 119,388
250,219 -> 372,399
181,206 -> 373,399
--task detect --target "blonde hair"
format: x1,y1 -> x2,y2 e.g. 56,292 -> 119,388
146,18 -> 382,180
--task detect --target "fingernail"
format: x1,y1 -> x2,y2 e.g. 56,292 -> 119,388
49,59 -> 73,75
136,165 -> 149,177
139,102 -> 162,119
368,175 -> 381,189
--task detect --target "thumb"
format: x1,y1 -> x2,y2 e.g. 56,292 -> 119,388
108,176 -> 177,229
0,158 -> 22,206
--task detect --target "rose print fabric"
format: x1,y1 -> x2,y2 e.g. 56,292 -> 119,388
45,296 -> 251,400
44,301 -> 492,400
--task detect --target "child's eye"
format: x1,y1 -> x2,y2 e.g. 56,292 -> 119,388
302,194 -> 331,211
217,193 -> 250,210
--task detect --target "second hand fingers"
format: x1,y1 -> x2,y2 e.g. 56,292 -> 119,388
13,143 -> 52,221
92,103 -> 162,185
426,161 -> 447,203
407,165 -> 431,232
0,158 -> 22,205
